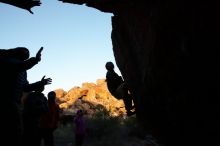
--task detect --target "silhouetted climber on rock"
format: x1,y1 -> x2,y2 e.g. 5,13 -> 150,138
105,61 -> 135,116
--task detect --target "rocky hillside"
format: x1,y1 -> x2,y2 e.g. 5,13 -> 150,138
54,79 -> 126,117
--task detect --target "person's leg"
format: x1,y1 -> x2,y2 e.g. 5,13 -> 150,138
75,134 -> 84,146
44,128 -> 54,146
123,86 -> 135,116
123,94 -> 135,115
48,129 -> 54,146
33,127 -> 42,146
3,104 -> 23,146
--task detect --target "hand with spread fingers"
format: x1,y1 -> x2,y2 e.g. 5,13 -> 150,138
41,75 -> 52,86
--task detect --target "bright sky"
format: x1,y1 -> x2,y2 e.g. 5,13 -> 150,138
0,1 -> 121,95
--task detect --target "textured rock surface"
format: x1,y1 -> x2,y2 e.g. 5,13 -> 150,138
58,1 -> 220,146
55,79 -> 126,117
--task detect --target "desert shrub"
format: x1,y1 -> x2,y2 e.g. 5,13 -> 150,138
54,111 -> 145,146
54,122 -> 74,144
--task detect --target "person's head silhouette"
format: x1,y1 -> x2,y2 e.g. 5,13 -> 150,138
8,47 -> 30,61
48,91 -> 56,103
105,61 -> 114,71
76,109 -> 83,117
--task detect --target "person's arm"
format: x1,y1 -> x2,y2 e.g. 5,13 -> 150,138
1,56 -> 39,71
18,47 -> 43,71
21,57 -> 39,70
23,76 -> 52,92
0,47 -> 43,71
0,56 -> 37,72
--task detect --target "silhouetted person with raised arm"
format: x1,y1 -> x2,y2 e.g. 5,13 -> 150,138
22,84 -> 49,146
0,47 -> 51,146
105,61 -> 135,116
40,91 -> 60,146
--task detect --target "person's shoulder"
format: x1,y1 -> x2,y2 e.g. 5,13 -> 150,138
107,70 -> 117,77
27,91 -> 36,97
106,70 -> 111,75
38,93 -> 47,101
39,92 -> 46,97
0,56 -> 22,65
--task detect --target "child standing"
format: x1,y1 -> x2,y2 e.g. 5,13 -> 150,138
40,91 -> 60,146
74,110 -> 86,146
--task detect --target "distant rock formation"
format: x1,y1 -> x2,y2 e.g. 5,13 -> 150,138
54,79 -> 126,117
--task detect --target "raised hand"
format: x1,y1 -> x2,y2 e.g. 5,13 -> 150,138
41,75 -> 52,85
35,47 -> 43,62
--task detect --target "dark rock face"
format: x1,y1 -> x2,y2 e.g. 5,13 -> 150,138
75,1 -> 220,146
0,0 -> 41,14
113,3 -> 220,146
